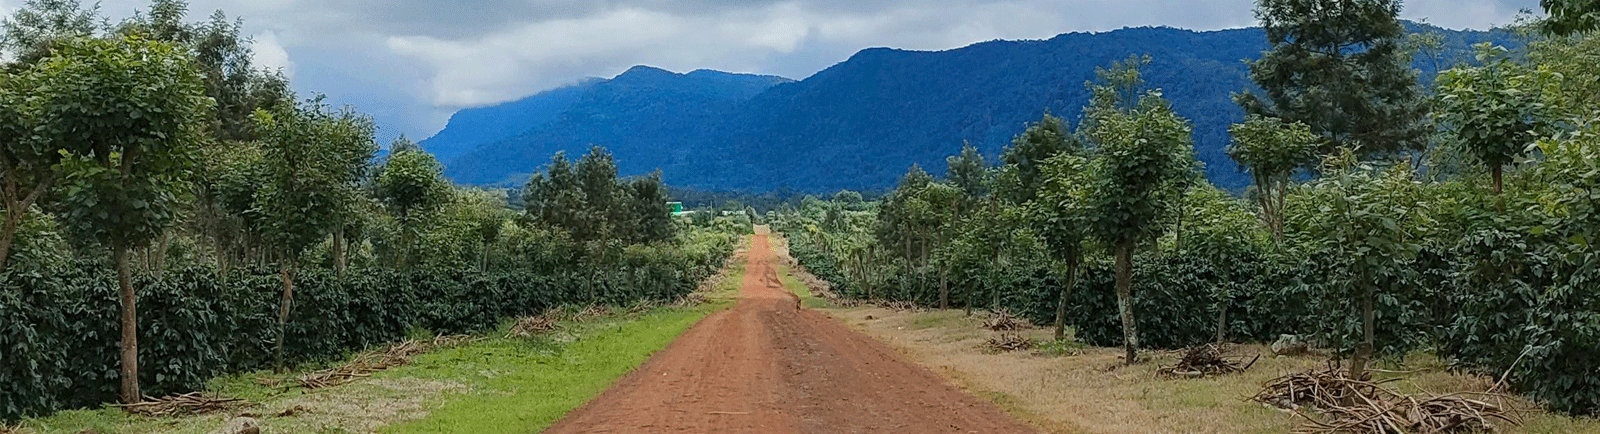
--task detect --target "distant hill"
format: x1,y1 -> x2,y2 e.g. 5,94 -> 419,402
431,24 -> 1517,191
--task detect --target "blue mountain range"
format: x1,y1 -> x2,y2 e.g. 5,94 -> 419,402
425,23 -> 1515,192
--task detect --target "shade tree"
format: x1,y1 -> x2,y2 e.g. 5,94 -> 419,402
1237,0 -> 1428,161
36,35 -> 211,403
1227,115 -> 1319,241
1434,44 -> 1561,195
1080,57 -> 1198,364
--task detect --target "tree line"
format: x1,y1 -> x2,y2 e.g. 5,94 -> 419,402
0,0 -> 734,415
778,0 -> 1600,416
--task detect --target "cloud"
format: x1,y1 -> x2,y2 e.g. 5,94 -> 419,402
74,0 -> 1543,139
249,30 -> 293,78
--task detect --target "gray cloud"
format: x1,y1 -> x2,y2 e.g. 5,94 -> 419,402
5,0 -> 1540,141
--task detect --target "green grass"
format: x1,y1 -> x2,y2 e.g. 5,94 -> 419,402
380,305 -> 719,433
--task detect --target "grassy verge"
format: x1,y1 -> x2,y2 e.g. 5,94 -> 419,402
382,306 -> 719,433
775,264 -> 831,309
15,259 -> 747,434
825,304 -> 1600,434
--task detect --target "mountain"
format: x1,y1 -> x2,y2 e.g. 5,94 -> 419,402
441,66 -> 792,185
420,79 -> 600,164
431,24 -> 1517,191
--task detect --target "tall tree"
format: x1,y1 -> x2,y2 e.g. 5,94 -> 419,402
621,172 -> 676,245
1540,0 -> 1600,36
1228,115 -> 1319,241
39,35 -> 210,403
1238,0 -> 1428,161
375,135 -> 450,267
946,142 -> 990,200
1434,45 -> 1560,194
999,113 -> 1075,204
0,72 -> 53,271
1036,152 -> 1093,341
1081,58 -> 1198,364
0,0 -> 101,64
254,99 -> 377,369
576,146 -> 621,244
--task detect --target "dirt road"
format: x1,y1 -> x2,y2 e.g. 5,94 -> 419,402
542,234 -> 1038,434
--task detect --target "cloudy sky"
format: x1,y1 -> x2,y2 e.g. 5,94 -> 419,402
2,0 -> 1539,143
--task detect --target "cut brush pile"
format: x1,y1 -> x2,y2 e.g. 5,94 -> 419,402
981,309 -> 1032,331
1156,343 -> 1259,378
114,392 -> 251,417
298,335 -> 477,390
984,333 -> 1035,352
1253,366 -> 1520,434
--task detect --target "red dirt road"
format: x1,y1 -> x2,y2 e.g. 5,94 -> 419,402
543,234 -> 1038,434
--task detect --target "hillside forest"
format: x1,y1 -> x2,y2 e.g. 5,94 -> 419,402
778,0 -> 1600,418
0,0 -> 748,420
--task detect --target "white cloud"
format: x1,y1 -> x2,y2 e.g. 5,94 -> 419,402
62,0 -> 1542,140
250,30 -> 294,78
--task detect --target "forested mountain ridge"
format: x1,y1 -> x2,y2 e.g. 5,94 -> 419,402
438,66 -> 793,185
433,23 -> 1516,191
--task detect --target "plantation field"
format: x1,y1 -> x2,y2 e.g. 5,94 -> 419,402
6,254 -> 748,434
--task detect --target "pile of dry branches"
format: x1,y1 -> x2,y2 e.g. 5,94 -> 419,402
115,392 -> 250,417
982,309 -> 1032,331
1254,367 -> 1520,434
298,335 -> 476,389
985,333 -> 1034,352
1156,344 -> 1259,378
574,305 -> 612,321
1300,395 -> 1519,434
506,314 -> 560,338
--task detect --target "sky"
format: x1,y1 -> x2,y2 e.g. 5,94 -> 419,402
0,0 -> 1540,144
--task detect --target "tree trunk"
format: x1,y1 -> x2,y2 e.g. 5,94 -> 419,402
939,268 -> 949,310
153,232 -> 170,279
991,244 -> 1003,310
480,239 -> 490,273
333,225 -> 347,278
1350,285 -> 1376,379
0,210 -> 20,271
115,246 -> 141,404
1115,244 -> 1138,364
274,261 -> 296,371
1215,299 -> 1228,345
1054,255 -> 1079,342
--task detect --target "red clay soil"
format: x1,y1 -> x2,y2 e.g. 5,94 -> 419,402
543,234 -> 1038,434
